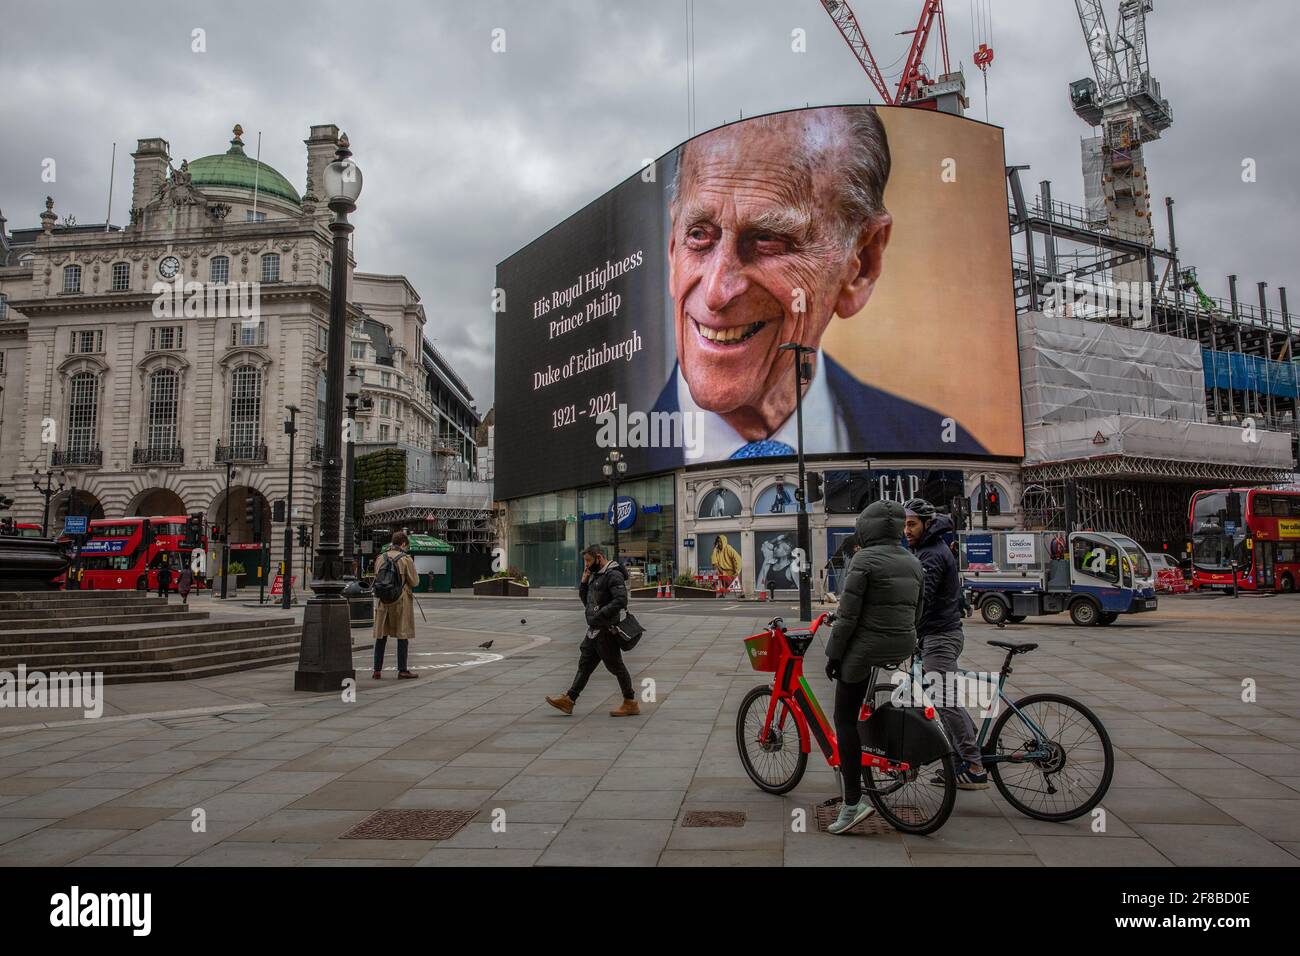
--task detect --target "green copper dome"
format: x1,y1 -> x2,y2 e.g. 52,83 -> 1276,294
187,125 -> 301,206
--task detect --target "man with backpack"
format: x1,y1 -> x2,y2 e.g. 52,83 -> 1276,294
903,498 -> 988,790
372,531 -> 420,679
546,544 -> 639,717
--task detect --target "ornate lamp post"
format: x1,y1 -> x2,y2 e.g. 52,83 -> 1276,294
220,462 -> 238,598
779,341 -> 815,622
601,449 -> 628,563
282,404 -> 299,609
33,468 -> 65,538
295,134 -> 362,692
342,365 -> 374,628
343,365 -> 362,577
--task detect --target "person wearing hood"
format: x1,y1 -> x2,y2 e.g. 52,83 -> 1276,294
904,498 -> 987,790
711,534 -> 742,588
823,499 -> 925,833
547,544 -> 639,717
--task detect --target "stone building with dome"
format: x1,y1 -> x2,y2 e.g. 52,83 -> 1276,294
0,123 -> 482,584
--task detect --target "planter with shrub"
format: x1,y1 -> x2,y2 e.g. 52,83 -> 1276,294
473,567 -> 530,597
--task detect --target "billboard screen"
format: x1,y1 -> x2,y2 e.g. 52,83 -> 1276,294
495,105 -> 1023,500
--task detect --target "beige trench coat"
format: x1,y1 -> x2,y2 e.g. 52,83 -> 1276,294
373,547 -> 419,641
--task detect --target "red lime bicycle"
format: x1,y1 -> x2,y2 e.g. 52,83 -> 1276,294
735,613 -> 957,835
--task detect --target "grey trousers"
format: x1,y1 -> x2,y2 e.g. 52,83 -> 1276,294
918,627 -> 983,768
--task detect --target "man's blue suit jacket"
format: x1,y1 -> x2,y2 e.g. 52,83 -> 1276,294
644,353 -> 988,469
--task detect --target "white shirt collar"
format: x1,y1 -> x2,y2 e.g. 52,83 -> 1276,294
676,349 -> 846,460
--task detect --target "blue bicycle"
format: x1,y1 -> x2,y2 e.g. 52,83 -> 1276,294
878,639 -> 1114,821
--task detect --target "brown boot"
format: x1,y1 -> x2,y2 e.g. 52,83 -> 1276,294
546,693 -> 575,715
609,698 -> 640,717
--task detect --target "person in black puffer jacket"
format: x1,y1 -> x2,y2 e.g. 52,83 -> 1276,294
904,499 -> 987,790
823,500 -> 925,833
546,544 -> 639,717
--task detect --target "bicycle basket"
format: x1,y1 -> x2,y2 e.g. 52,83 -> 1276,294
743,631 -> 782,672
858,703 -> 951,766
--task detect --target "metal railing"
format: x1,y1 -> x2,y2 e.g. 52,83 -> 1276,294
51,446 -> 102,467
215,440 -> 268,464
132,444 -> 185,466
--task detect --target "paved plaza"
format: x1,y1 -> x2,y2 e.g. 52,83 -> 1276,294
1,593 -> 1298,867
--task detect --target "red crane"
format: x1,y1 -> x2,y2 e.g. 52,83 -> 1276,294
820,0 -> 957,106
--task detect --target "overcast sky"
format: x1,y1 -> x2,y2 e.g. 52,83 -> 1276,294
2,0 -> 1295,409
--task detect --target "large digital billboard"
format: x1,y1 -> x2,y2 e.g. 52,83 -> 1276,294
495,105 -> 1023,500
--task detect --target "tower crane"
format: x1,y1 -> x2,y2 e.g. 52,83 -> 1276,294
1068,0 -> 1173,254
820,0 -> 968,114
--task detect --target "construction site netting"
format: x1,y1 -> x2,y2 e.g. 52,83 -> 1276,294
1018,312 -> 1293,470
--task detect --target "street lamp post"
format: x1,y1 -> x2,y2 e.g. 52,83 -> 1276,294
601,449 -> 627,564
282,405 -> 299,609
295,134 -> 362,692
33,468 -> 65,538
341,365 -> 373,629
344,366 -> 362,578
220,462 -> 237,599
780,342 -> 815,622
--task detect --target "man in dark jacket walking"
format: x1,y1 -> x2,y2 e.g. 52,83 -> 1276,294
824,500 -> 925,833
904,499 -> 987,789
546,544 -> 640,717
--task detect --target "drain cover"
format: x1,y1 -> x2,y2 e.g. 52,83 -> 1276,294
682,810 -> 746,828
341,809 -> 476,841
813,797 -> 899,836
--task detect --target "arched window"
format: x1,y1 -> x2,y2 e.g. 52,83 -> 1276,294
210,256 -> 229,284
67,372 -> 98,451
316,369 -> 327,447
229,365 -> 262,449
111,262 -> 130,292
147,369 -> 179,451
63,264 -> 82,294
260,253 -> 280,283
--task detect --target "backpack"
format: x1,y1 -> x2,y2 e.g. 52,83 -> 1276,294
373,550 -> 405,604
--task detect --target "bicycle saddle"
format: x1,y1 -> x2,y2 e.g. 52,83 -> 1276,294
987,640 -> 1038,654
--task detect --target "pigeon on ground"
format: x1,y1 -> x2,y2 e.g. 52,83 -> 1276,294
479,640 -> 494,649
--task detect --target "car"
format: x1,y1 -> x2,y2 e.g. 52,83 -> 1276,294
1150,553 -> 1190,593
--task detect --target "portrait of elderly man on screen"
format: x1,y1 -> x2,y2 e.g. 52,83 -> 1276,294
649,106 -> 987,465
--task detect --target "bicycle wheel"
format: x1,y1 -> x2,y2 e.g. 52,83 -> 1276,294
986,693 -> 1114,821
863,750 -> 956,835
736,685 -> 808,795
857,681 -> 954,834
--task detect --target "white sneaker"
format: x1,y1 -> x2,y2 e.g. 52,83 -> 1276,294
827,800 -> 875,834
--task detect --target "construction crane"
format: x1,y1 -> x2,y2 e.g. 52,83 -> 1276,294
1068,0 -> 1173,257
820,0 -> 968,114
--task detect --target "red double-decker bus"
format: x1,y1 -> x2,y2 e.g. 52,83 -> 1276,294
1189,488 -> 1300,594
73,516 -> 207,591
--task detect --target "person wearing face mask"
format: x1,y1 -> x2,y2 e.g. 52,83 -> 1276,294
546,544 -> 639,717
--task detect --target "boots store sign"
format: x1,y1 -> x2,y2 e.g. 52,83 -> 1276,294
608,496 -> 638,531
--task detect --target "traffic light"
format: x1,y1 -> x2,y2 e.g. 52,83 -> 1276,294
297,524 -> 311,549
805,472 -> 824,503
246,495 -> 263,542
984,487 -> 1001,516
272,498 -> 286,523
211,524 -> 222,543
